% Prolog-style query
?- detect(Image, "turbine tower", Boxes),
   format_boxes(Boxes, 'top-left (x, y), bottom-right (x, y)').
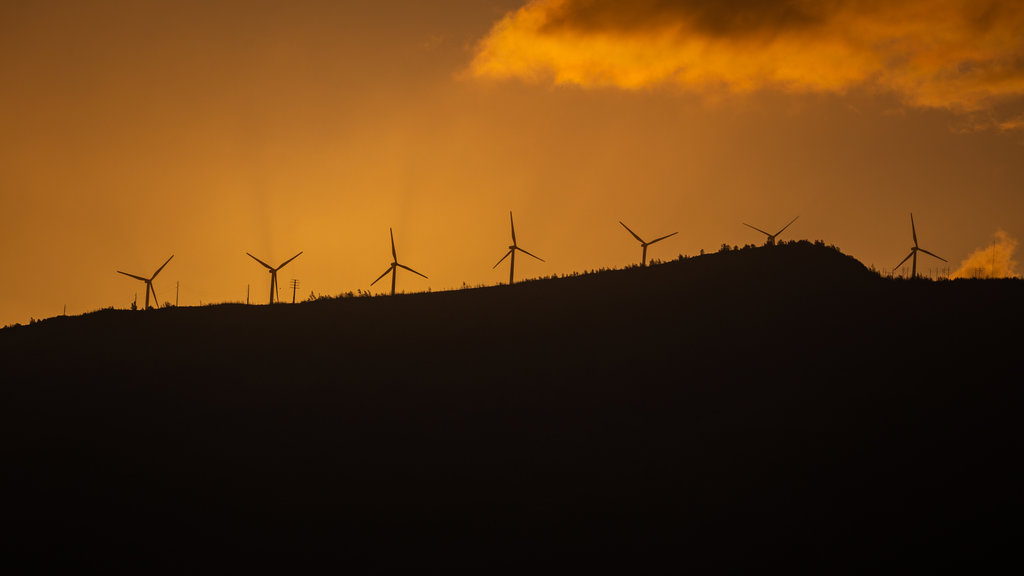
top-left (247, 251), bottom-right (303, 304)
top-left (893, 213), bottom-right (946, 279)
top-left (371, 228), bottom-right (427, 296)
top-left (743, 216), bottom-right (799, 246)
top-left (117, 255), bottom-right (173, 310)
top-left (494, 211), bottom-right (544, 284)
top-left (619, 221), bottom-right (677, 266)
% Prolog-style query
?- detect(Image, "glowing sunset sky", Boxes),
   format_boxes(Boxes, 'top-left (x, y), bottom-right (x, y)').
top-left (2, 0), bottom-right (1022, 325)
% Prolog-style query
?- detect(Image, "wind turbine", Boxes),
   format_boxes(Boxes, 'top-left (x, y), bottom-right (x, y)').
top-left (494, 211), bottom-right (544, 285)
top-left (117, 255), bottom-right (173, 310)
top-left (371, 228), bottom-right (427, 296)
top-left (619, 222), bottom-right (677, 266)
top-left (743, 216), bottom-right (799, 246)
top-left (893, 213), bottom-right (946, 279)
top-left (247, 251), bottom-right (302, 304)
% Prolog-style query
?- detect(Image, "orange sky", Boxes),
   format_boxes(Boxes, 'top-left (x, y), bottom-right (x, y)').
top-left (2, 0), bottom-right (1023, 325)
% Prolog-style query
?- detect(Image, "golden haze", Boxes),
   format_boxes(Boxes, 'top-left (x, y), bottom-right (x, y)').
top-left (1, 0), bottom-right (1023, 326)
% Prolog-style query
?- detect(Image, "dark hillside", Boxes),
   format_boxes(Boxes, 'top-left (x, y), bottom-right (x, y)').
top-left (2, 242), bottom-right (1021, 571)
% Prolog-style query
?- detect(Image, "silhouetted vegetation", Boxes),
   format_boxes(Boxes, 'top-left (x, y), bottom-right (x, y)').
top-left (1, 242), bottom-right (1020, 571)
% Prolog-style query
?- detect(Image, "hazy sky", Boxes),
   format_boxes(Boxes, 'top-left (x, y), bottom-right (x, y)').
top-left (2, 0), bottom-right (1022, 325)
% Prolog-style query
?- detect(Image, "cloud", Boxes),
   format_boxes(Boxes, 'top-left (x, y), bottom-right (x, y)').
top-left (997, 114), bottom-right (1024, 131)
top-left (951, 229), bottom-right (1019, 279)
top-left (469, 0), bottom-right (1024, 114)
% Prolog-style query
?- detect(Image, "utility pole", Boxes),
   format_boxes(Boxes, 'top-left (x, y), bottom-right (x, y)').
top-left (290, 279), bottom-right (300, 304)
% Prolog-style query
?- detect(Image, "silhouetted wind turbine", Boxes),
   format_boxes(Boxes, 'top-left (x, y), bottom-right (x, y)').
top-left (371, 228), bottom-right (427, 296)
top-left (619, 222), bottom-right (677, 266)
top-left (893, 213), bottom-right (946, 279)
top-left (494, 211), bottom-right (544, 284)
top-left (247, 251), bottom-right (302, 304)
top-left (743, 216), bottom-right (799, 246)
top-left (117, 255), bottom-right (173, 310)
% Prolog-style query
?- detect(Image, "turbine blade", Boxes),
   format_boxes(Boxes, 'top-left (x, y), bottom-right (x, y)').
top-left (371, 266), bottom-right (393, 286)
top-left (149, 283), bottom-right (158, 306)
top-left (275, 274), bottom-right (280, 302)
top-left (743, 223), bottom-right (772, 237)
top-left (893, 252), bottom-right (914, 271)
top-left (390, 228), bottom-right (397, 261)
top-left (277, 251), bottom-right (303, 270)
top-left (911, 213), bottom-right (918, 247)
top-left (493, 250), bottom-right (512, 269)
top-left (775, 216), bottom-right (799, 237)
top-left (117, 271), bottom-right (148, 282)
top-left (509, 211), bottom-right (517, 246)
top-left (247, 253), bottom-right (274, 270)
top-left (150, 255), bottom-right (174, 280)
top-left (619, 221), bottom-right (645, 244)
top-left (647, 231), bottom-right (678, 245)
top-left (397, 263), bottom-right (428, 279)
top-left (917, 248), bottom-right (947, 263)
top-left (516, 246), bottom-right (545, 262)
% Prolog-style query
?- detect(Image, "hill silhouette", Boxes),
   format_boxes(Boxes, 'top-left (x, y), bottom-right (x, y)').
top-left (2, 242), bottom-right (1021, 571)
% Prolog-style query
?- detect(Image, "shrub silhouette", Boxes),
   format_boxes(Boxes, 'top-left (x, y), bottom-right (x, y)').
top-left (1, 240), bottom-right (1020, 571)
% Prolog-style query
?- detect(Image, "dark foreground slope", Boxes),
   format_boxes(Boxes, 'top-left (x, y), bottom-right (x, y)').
top-left (2, 242), bottom-right (1021, 571)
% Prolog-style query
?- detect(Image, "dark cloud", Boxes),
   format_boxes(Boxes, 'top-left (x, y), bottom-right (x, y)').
top-left (471, 0), bottom-right (1024, 122)
top-left (540, 0), bottom-right (833, 37)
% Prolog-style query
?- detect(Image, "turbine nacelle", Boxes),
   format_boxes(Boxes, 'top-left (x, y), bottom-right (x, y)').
top-left (743, 216), bottom-right (798, 247)
top-left (893, 213), bottom-right (946, 279)
top-left (371, 228), bottom-right (427, 296)
top-left (247, 251), bottom-right (302, 304)
top-left (117, 255), bottom-right (173, 310)
top-left (620, 221), bottom-right (677, 266)
top-left (495, 211), bottom-right (543, 284)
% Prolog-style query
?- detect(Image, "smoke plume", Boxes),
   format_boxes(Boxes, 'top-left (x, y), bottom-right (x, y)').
top-left (952, 229), bottom-right (1020, 279)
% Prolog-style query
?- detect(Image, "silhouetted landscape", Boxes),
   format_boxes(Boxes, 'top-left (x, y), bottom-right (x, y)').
top-left (3, 242), bottom-right (1021, 570)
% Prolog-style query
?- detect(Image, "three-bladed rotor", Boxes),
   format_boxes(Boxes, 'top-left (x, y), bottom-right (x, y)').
top-left (743, 216), bottom-right (799, 246)
top-left (371, 228), bottom-right (428, 296)
top-left (620, 221), bottom-right (677, 266)
top-left (893, 213), bottom-right (946, 279)
top-left (117, 255), bottom-right (174, 310)
top-left (494, 211), bottom-right (544, 284)
top-left (248, 251), bottom-right (302, 304)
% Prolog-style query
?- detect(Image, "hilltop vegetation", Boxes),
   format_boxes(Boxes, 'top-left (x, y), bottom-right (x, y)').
top-left (2, 241), bottom-right (1020, 570)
